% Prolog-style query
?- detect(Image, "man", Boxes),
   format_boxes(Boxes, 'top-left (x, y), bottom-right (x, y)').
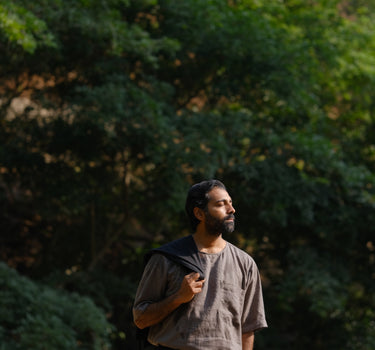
top-left (133, 180), bottom-right (267, 350)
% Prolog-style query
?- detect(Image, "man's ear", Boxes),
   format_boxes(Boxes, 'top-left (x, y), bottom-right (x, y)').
top-left (193, 207), bottom-right (205, 221)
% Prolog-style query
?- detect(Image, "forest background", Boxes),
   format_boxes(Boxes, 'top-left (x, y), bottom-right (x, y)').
top-left (1, 0), bottom-right (374, 349)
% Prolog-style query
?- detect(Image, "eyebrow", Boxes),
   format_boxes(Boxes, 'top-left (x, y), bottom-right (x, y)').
top-left (215, 198), bottom-right (232, 204)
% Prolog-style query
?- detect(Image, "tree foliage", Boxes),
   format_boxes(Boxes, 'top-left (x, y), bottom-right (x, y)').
top-left (0, 262), bottom-right (113, 349)
top-left (1, 0), bottom-right (375, 349)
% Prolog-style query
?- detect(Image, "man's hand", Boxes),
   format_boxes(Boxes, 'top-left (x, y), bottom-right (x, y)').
top-left (176, 272), bottom-right (205, 303)
top-left (133, 272), bottom-right (205, 329)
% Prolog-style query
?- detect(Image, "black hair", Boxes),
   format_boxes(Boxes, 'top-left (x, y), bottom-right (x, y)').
top-left (185, 179), bottom-right (227, 231)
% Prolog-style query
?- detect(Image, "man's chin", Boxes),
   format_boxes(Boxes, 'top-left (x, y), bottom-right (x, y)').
top-left (204, 216), bottom-right (235, 236)
top-left (224, 222), bottom-right (235, 234)
top-left (207, 226), bottom-right (234, 237)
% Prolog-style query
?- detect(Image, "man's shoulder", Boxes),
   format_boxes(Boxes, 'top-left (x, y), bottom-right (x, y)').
top-left (153, 234), bottom-right (196, 256)
top-left (146, 234), bottom-right (205, 278)
top-left (225, 241), bottom-right (256, 265)
top-left (145, 235), bottom-right (193, 259)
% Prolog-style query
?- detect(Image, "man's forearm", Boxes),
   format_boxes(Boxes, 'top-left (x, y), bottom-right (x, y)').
top-left (133, 293), bottom-right (183, 329)
top-left (242, 332), bottom-right (254, 350)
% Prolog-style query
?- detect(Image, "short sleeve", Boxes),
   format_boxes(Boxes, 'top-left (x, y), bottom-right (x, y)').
top-left (241, 261), bottom-right (268, 333)
top-left (132, 254), bottom-right (170, 319)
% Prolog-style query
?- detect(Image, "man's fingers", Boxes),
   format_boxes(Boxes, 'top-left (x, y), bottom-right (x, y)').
top-left (177, 273), bottom-right (205, 303)
top-left (186, 272), bottom-right (200, 281)
top-left (185, 273), bottom-right (205, 291)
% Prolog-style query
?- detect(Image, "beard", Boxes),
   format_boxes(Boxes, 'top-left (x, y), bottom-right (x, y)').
top-left (204, 212), bottom-right (235, 237)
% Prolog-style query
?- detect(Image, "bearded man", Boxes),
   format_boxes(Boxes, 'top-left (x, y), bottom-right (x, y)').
top-left (133, 180), bottom-right (267, 350)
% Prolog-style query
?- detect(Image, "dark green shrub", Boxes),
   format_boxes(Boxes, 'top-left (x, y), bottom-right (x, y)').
top-left (0, 263), bottom-right (114, 349)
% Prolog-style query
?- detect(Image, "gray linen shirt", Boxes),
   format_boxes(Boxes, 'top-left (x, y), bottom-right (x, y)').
top-left (133, 241), bottom-right (267, 350)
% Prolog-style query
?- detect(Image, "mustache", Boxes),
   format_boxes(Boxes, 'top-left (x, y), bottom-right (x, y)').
top-left (224, 215), bottom-right (235, 221)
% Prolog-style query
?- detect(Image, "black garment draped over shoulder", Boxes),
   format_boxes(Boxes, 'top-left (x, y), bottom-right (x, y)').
top-left (144, 235), bottom-right (205, 280)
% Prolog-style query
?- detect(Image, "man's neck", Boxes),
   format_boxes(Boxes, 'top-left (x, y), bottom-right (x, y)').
top-left (192, 231), bottom-right (227, 254)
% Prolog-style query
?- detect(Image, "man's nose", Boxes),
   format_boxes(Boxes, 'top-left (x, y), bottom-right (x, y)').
top-left (228, 204), bottom-right (235, 214)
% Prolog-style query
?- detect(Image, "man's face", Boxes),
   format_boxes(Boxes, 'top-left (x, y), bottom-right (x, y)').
top-left (203, 187), bottom-right (236, 236)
